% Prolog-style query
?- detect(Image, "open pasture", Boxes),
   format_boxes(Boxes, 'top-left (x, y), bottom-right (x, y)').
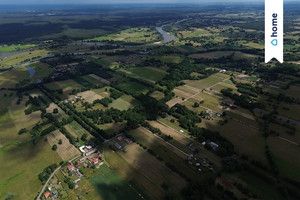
top-left (89, 74), bottom-right (111, 85)
top-left (98, 122), bottom-right (126, 137)
top-left (118, 143), bottom-right (187, 196)
top-left (218, 119), bottom-right (267, 165)
top-left (0, 92), bottom-right (41, 144)
top-left (92, 87), bottom-right (111, 98)
top-left (130, 127), bottom-right (205, 175)
top-left (242, 42), bottom-right (264, 49)
top-left (211, 82), bottom-right (237, 93)
top-left (89, 27), bottom-right (161, 44)
top-left (90, 164), bottom-right (142, 200)
top-left (284, 84), bottom-right (300, 99)
top-left (157, 116), bottom-right (189, 134)
top-left (79, 74), bottom-right (105, 86)
top-left (115, 81), bottom-right (149, 96)
top-left (124, 67), bottom-right (166, 82)
top-left (178, 28), bottom-right (211, 38)
top-left (0, 139), bottom-right (61, 200)
top-left (267, 136), bottom-right (300, 181)
top-left (148, 120), bottom-right (191, 146)
top-left (0, 49), bottom-right (49, 68)
top-left (45, 79), bottom-right (84, 99)
top-left (78, 90), bottom-right (104, 104)
top-left (182, 93), bottom-right (223, 113)
top-left (30, 62), bottom-right (54, 81)
top-left (166, 97), bottom-right (184, 108)
top-left (46, 103), bottom-right (67, 120)
top-left (184, 72), bottom-right (230, 90)
top-left (46, 130), bottom-right (80, 161)
top-left (189, 51), bottom-right (234, 59)
top-left (0, 44), bottom-right (35, 53)
top-left (103, 148), bottom-right (157, 200)
top-left (149, 90), bottom-right (165, 100)
top-left (109, 95), bottom-right (136, 111)
top-left (64, 121), bottom-right (93, 140)
top-left (0, 66), bottom-right (30, 88)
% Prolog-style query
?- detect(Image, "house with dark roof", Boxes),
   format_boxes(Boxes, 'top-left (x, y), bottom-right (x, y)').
top-left (52, 190), bottom-right (58, 196)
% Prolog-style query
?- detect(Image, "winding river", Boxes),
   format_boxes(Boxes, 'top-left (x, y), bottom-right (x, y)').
top-left (71, 18), bottom-right (188, 47)
top-left (26, 65), bottom-right (35, 77)
top-left (155, 19), bottom-right (188, 44)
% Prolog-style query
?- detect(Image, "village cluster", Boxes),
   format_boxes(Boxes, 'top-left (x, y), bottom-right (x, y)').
top-left (42, 146), bottom-right (102, 199)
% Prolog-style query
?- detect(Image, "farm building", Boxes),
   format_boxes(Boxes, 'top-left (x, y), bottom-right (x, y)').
top-left (114, 143), bottom-right (122, 150)
top-left (209, 142), bottom-right (219, 151)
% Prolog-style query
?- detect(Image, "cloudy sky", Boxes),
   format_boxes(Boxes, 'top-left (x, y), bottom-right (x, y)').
top-left (0, 0), bottom-right (267, 4)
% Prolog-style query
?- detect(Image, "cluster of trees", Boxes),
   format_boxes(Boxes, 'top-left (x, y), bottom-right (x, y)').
top-left (142, 121), bottom-right (162, 134)
top-left (256, 62), bottom-right (300, 81)
top-left (93, 97), bottom-right (112, 107)
top-left (169, 104), bottom-right (234, 157)
top-left (84, 108), bottom-right (126, 124)
top-left (24, 96), bottom-right (44, 115)
top-left (18, 128), bottom-right (27, 135)
top-left (64, 177), bottom-right (75, 189)
top-left (109, 88), bottom-right (123, 99)
top-left (221, 88), bottom-right (261, 110)
top-left (39, 85), bottom-right (106, 141)
top-left (235, 82), bottom-right (262, 97)
top-left (60, 127), bottom-right (76, 145)
top-left (170, 104), bottom-right (202, 130)
top-left (265, 92), bottom-right (299, 104)
top-left (159, 61), bottom-right (211, 92)
top-left (38, 164), bottom-right (58, 185)
top-left (265, 146), bottom-right (279, 176)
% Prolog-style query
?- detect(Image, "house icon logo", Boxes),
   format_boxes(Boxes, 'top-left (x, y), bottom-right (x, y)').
top-left (271, 39), bottom-right (278, 46)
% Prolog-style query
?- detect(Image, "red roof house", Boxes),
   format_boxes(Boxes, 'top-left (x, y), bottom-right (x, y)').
top-left (67, 165), bottom-right (75, 171)
top-left (44, 192), bottom-right (51, 198)
top-left (117, 136), bottom-right (123, 141)
top-left (93, 158), bottom-right (99, 164)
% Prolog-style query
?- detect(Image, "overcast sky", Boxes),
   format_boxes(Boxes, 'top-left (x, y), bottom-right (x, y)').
top-left (0, 0), bottom-right (267, 4)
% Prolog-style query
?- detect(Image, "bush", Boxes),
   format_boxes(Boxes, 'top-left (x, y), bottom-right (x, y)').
top-left (18, 128), bottom-right (27, 135)
top-left (52, 144), bottom-right (57, 151)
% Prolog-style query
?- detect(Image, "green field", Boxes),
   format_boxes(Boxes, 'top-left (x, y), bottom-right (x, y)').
top-left (0, 44), bottom-right (35, 53)
top-left (65, 121), bottom-right (93, 140)
top-left (89, 27), bottom-right (161, 44)
top-left (109, 95), bottom-right (136, 111)
top-left (124, 67), bottom-right (166, 82)
top-left (149, 91), bottom-right (165, 100)
top-left (189, 51), bottom-right (234, 59)
top-left (45, 79), bottom-right (84, 98)
top-left (178, 28), bottom-right (211, 38)
top-left (0, 49), bottom-right (49, 69)
top-left (184, 72), bottom-right (230, 89)
top-left (30, 62), bottom-right (54, 82)
top-left (0, 139), bottom-right (61, 200)
top-left (267, 136), bottom-right (300, 181)
top-left (89, 165), bottom-right (142, 200)
top-left (115, 82), bottom-right (149, 96)
top-left (98, 122), bottom-right (126, 137)
top-left (128, 127), bottom-right (209, 182)
top-left (0, 66), bottom-right (29, 88)
top-left (236, 172), bottom-right (282, 200)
